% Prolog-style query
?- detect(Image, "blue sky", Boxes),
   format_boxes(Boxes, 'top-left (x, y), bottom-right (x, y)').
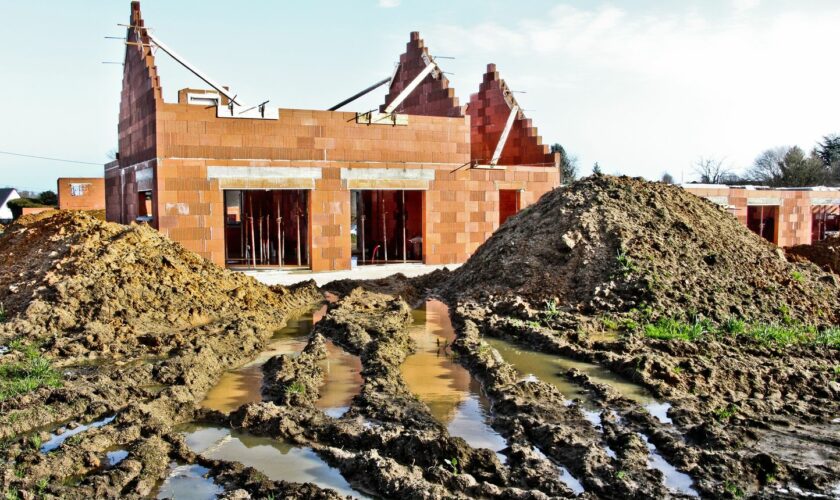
top-left (1, 0), bottom-right (839, 192)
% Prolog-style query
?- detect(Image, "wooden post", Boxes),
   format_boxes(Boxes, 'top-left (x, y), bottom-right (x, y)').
top-left (361, 214), bottom-right (366, 264)
top-left (402, 191), bottom-right (407, 263)
top-left (296, 205), bottom-right (302, 267)
top-left (382, 192), bottom-right (388, 262)
top-left (249, 193), bottom-right (256, 268)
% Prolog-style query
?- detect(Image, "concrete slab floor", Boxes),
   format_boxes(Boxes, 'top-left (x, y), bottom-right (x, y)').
top-left (242, 263), bottom-right (460, 287)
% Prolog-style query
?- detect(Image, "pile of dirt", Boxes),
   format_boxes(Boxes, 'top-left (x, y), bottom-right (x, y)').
top-left (787, 235), bottom-right (840, 275)
top-left (445, 175), bottom-right (840, 325)
top-left (0, 210), bottom-right (308, 354)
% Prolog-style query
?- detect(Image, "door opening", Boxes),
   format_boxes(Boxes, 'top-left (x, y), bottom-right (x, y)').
top-left (351, 190), bottom-right (423, 265)
top-left (224, 189), bottom-right (309, 268)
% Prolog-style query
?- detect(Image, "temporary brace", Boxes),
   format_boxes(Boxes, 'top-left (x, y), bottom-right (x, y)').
top-left (384, 62), bottom-right (438, 114)
top-left (490, 105), bottom-right (520, 166)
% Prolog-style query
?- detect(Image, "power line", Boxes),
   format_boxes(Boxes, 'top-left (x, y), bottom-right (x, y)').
top-left (0, 150), bottom-right (103, 166)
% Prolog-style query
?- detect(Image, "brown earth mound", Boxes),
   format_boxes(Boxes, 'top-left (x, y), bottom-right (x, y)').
top-left (787, 235), bottom-right (840, 275)
top-left (445, 175), bottom-right (840, 325)
top-left (0, 210), bottom-right (303, 351)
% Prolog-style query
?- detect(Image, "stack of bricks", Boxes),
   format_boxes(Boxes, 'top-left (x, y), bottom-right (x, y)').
top-left (380, 32), bottom-right (464, 118)
top-left (468, 64), bottom-right (556, 166)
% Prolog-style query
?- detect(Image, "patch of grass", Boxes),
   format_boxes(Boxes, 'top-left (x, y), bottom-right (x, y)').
top-left (616, 470), bottom-right (626, 479)
top-left (601, 317), bottom-right (619, 331)
top-left (721, 317), bottom-right (745, 335)
top-left (285, 381), bottom-right (306, 395)
top-left (4, 488), bottom-right (19, 500)
top-left (791, 271), bottom-right (804, 283)
top-left (643, 318), bottom-right (710, 341)
top-left (815, 328), bottom-right (840, 348)
top-left (526, 320), bottom-right (541, 329)
top-left (35, 478), bottom-right (48, 495)
top-left (672, 366), bottom-right (683, 375)
top-left (714, 403), bottom-right (739, 422)
top-left (0, 343), bottom-right (62, 402)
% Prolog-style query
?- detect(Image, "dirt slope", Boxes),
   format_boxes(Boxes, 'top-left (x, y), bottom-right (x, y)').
top-left (446, 175), bottom-right (840, 325)
top-left (0, 210), bottom-right (306, 353)
top-left (787, 235), bottom-right (840, 275)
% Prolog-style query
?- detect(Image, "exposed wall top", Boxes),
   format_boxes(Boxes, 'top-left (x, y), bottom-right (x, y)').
top-left (380, 32), bottom-right (465, 118)
top-left (468, 64), bottom-right (557, 167)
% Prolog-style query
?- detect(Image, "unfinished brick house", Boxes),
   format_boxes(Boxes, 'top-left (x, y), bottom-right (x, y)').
top-left (684, 184), bottom-right (840, 246)
top-left (106, 2), bottom-right (560, 271)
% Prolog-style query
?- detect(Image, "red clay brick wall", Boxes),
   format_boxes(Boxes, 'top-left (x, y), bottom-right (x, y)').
top-left (380, 32), bottom-right (464, 118)
top-left (57, 178), bottom-right (106, 211)
top-left (156, 104), bottom-right (471, 164)
top-left (468, 64), bottom-right (556, 166)
top-left (118, 2), bottom-right (161, 171)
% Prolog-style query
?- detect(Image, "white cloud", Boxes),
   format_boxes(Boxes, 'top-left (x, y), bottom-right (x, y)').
top-left (378, 0), bottom-right (400, 8)
top-left (732, 0), bottom-right (761, 13)
top-left (425, 4), bottom-right (840, 178)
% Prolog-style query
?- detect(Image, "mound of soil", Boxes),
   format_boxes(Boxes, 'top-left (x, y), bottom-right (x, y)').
top-left (0, 210), bottom-right (305, 350)
top-left (445, 175), bottom-right (840, 325)
top-left (787, 236), bottom-right (840, 275)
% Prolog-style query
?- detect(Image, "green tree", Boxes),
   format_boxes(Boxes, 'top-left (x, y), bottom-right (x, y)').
top-left (550, 143), bottom-right (578, 183)
top-left (592, 162), bottom-right (602, 175)
top-left (661, 172), bottom-right (675, 184)
top-left (746, 146), bottom-right (828, 187)
top-left (814, 134), bottom-right (840, 184)
top-left (38, 191), bottom-right (57, 206)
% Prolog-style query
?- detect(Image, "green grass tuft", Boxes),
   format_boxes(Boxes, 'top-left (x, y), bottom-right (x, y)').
top-left (0, 343), bottom-right (62, 402)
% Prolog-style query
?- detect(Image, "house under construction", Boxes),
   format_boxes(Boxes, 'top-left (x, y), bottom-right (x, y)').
top-left (106, 2), bottom-right (560, 271)
top-left (684, 184), bottom-right (840, 246)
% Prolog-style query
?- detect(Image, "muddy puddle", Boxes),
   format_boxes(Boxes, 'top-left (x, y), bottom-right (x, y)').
top-left (40, 415), bottom-right (116, 453)
top-left (180, 424), bottom-right (367, 498)
top-left (156, 463), bottom-right (223, 500)
top-left (640, 433), bottom-right (699, 497)
top-left (201, 303), bottom-right (362, 417)
top-left (484, 337), bottom-right (672, 422)
top-left (402, 300), bottom-right (508, 459)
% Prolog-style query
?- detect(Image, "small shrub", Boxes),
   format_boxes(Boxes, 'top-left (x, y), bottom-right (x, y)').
top-left (724, 481), bottom-right (744, 497)
top-left (616, 470), bottom-right (626, 479)
top-left (542, 298), bottom-right (560, 321)
top-left (672, 366), bottom-right (683, 375)
top-left (791, 271), bottom-right (804, 283)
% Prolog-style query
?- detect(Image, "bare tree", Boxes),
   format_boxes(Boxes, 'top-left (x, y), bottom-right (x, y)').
top-left (661, 172), bottom-right (675, 184)
top-left (693, 157), bottom-right (732, 184)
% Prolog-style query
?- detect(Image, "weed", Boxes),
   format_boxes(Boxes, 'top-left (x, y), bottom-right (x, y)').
top-left (29, 434), bottom-right (42, 450)
top-left (616, 470), bottom-right (626, 480)
top-left (672, 366), bottom-right (683, 375)
top-left (815, 328), bottom-right (840, 348)
top-left (620, 318), bottom-right (639, 331)
top-left (833, 366), bottom-right (840, 380)
top-left (714, 404), bottom-right (739, 422)
top-left (443, 457), bottom-right (459, 475)
top-left (478, 342), bottom-right (490, 357)
top-left (616, 249), bottom-right (637, 276)
top-left (791, 271), bottom-right (804, 283)
top-left (285, 381), bottom-right (306, 395)
top-left (14, 465), bottom-right (25, 478)
top-left (777, 304), bottom-right (793, 325)
top-left (526, 320), bottom-right (541, 329)
top-left (542, 298), bottom-right (560, 321)
top-left (724, 481), bottom-right (744, 497)
top-left (4, 488), bottom-right (18, 500)
top-left (36, 478), bottom-right (48, 495)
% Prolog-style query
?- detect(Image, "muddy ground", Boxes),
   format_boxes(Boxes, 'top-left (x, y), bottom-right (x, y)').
top-left (1, 180), bottom-right (839, 499)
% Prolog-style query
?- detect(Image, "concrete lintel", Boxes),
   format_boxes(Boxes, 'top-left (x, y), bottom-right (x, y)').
top-left (207, 166), bottom-right (322, 180)
top-left (216, 178), bottom-right (316, 190)
top-left (340, 167), bottom-right (434, 181)
top-left (347, 179), bottom-right (429, 190)
top-left (747, 197), bottom-right (783, 206)
top-left (810, 198), bottom-right (840, 206)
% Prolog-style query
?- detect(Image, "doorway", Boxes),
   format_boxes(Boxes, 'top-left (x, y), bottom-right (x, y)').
top-left (224, 189), bottom-right (310, 268)
top-left (499, 189), bottom-right (521, 226)
top-left (351, 190), bottom-right (423, 264)
top-left (811, 205), bottom-right (840, 242)
top-left (747, 205), bottom-right (778, 244)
